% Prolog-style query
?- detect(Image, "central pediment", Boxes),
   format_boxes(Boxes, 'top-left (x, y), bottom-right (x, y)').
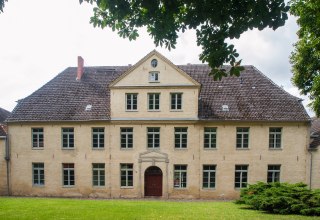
top-left (110, 50), bottom-right (200, 88)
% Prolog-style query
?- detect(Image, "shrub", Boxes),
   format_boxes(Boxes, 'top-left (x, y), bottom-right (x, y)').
top-left (236, 182), bottom-right (320, 216)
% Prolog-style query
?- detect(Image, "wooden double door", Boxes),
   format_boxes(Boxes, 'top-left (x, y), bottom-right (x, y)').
top-left (144, 166), bottom-right (163, 197)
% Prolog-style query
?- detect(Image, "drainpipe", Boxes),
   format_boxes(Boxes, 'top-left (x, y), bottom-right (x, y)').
top-left (308, 150), bottom-right (313, 190)
top-left (5, 134), bottom-right (10, 195)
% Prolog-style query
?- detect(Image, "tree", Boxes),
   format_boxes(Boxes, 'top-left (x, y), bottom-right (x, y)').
top-left (0, 0), bottom-right (7, 13)
top-left (79, 0), bottom-right (289, 79)
top-left (290, 0), bottom-right (320, 117)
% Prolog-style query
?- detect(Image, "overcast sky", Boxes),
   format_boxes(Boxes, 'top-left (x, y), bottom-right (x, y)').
top-left (0, 0), bottom-right (314, 116)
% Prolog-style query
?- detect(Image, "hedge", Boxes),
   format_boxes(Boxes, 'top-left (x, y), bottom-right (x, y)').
top-left (236, 182), bottom-right (320, 216)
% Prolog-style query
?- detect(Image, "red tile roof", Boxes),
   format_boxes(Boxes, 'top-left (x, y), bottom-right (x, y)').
top-left (7, 65), bottom-right (310, 122)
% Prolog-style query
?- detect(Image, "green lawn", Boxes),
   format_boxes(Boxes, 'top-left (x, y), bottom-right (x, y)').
top-left (0, 197), bottom-right (318, 220)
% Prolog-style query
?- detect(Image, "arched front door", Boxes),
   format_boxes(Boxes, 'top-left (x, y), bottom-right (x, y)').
top-left (144, 166), bottom-right (163, 197)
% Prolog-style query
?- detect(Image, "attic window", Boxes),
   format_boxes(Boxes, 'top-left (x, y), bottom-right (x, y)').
top-left (149, 71), bottom-right (159, 82)
top-left (151, 59), bottom-right (158, 68)
top-left (85, 104), bottom-right (92, 111)
top-left (222, 105), bottom-right (229, 111)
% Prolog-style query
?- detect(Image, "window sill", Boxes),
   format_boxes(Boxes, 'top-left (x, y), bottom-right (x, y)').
top-left (148, 110), bottom-right (161, 112)
top-left (120, 148), bottom-right (134, 151)
top-left (173, 187), bottom-right (187, 190)
top-left (32, 147), bottom-right (44, 150)
top-left (32, 184), bottom-right (45, 188)
top-left (149, 81), bottom-right (160, 83)
top-left (203, 148), bottom-right (217, 150)
top-left (174, 148), bottom-right (188, 150)
top-left (170, 110), bottom-right (183, 112)
top-left (126, 110), bottom-right (138, 112)
top-left (234, 187), bottom-right (246, 191)
top-left (62, 186), bottom-right (75, 188)
top-left (120, 186), bottom-right (134, 189)
top-left (236, 148), bottom-right (250, 150)
top-left (147, 148), bottom-right (160, 150)
top-left (202, 187), bottom-right (216, 191)
top-left (269, 148), bottom-right (283, 151)
top-left (92, 148), bottom-right (105, 150)
top-left (92, 186), bottom-right (106, 188)
top-left (62, 148), bottom-right (75, 150)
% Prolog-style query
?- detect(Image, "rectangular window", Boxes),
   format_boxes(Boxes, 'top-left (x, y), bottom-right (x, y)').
top-left (147, 128), bottom-right (160, 148)
top-left (175, 127), bottom-right (188, 148)
top-left (236, 128), bottom-right (249, 149)
top-left (171, 93), bottom-right (182, 110)
top-left (269, 128), bottom-right (282, 149)
top-left (149, 71), bottom-right (159, 82)
top-left (203, 165), bottom-right (216, 189)
top-left (62, 163), bottom-right (75, 186)
top-left (204, 128), bottom-right (217, 149)
top-left (62, 128), bottom-right (74, 149)
top-left (174, 165), bottom-right (187, 188)
top-left (126, 93), bottom-right (138, 111)
top-left (32, 128), bottom-right (44, 148)
top-left (92, 163), bottom-right (105, 186)
top-left (267, 165), bottom-right (281, 183)
top-left (120, 164), bottom-right (133, 187)
top-left (120, 128), bottom-right (133, 149)
top-left (235, 165), bottom-right (248, 188)
top-left (148, 93), bottom-right (160, 111)
top-left (92, 128), bottom-right (104, 149)
top-left (32, 163), bottom-right (44, 186)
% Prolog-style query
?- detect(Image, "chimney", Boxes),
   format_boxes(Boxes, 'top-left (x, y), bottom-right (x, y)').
top-left (76, 56), bottom-right (84, 80)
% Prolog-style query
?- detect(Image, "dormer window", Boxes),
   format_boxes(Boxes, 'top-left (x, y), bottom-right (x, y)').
top-left (149, 71), bottom-right (159, 82)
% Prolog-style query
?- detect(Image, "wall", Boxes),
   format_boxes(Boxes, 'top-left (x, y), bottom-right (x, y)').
top-left (7, 121), bottom-right (310, 199)
top-left (0, 137), bottom-right (7, 195)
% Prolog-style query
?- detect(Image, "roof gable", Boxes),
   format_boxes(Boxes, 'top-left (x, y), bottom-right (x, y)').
top-left (110, 50), bottom-right (200, 87)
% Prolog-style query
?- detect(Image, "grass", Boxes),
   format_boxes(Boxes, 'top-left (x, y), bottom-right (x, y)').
top-left (0, 197), bottom-right (319, 220)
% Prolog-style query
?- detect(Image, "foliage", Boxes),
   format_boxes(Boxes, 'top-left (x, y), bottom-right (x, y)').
top-left (79, 0), bottom-right (289, 80)
top-left (0, 0), bottom-right (7, 13)
top-left (237, 182), bottom-right (320, 216)
top-left (290, 0), bottom-right (320, 116)
top-left (0, 197), bottom-right (317, 220)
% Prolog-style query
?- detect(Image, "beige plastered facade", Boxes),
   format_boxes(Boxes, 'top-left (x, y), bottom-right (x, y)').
top-left (5, 121), bottom-right (310, 199)
top-left (2, 51), bottom-right (316, 199)
top-left (0, 137), bottom-right (8, 195)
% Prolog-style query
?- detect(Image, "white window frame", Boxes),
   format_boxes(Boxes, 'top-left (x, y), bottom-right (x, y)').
top-left (92, 163), bottom-right (105, 186)
top-left (120, 163), bottom-right (133, 187)
top-left (204, 127), bottom-right (217, 149)
top-left (147, 127), bottom-right (160, 149)
top-left (174, 165), bottom-right (187, 188)
top-left (92, 128), bottom-right (105, 149)
top-left (32, 128), bottom-right (44, 148)
top-left (235, 165), bottom-right (248, 188)
top-left (62, 128), bottom-right (74, 149)
top-left (267, 165), bottom-right (281, 183)
top-left (202, 165), bottom-right (216, 189)
top-left (175, 127), bottom-right (188, 148)
top-left (148, 93), bottom-right (160, 111)
top-left (236, 127), bottom-right (249, 149)
top-left (171, 93), bottom-right (182, 110)
top-left (62, 163), bottom-right (75, 187)
top-left (269, 128), bottom-right (282, 149)
top-left (126, 93), bottom-right (138, 111)
top-left (149, 71), bottom-right (159, 82)
top-left (120, 128), bottom-right (133, 149)
top-left (32, 163), bottom-right (44, 186)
